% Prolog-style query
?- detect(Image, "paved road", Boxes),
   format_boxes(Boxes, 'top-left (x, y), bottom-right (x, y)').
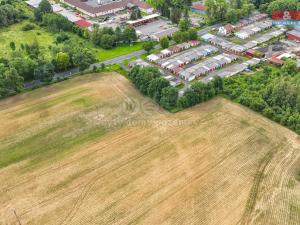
top-left (25, 43), bottom-right (165, 89)
top-left (23, 34), bottom-right (199, 89)
top-left (197, 23), bottom-right (223, 37)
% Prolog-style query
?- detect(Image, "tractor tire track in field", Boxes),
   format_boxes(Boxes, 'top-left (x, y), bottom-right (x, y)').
top-left (239, 150), bottom-right (275, 225)
top-left (15, 129), bottom-right (149, 215)
top-left (59, 138), bottom-right (171, 225)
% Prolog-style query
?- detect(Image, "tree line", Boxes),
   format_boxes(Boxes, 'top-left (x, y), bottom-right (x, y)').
top-left (178, 77), bottom-right (223, 108)
top-left (204, 0), bottom-right (255, 24)
top-left (129, 59), bottom-right (300, 135)
top-left (0, 0), bottom-right (28, 27)
top-left (224, 59), bottom-right (300, 134)
top-left (129, 66), bottom-right (179, 109)
top-left (129, 65), bottom-right (224, 110)
top-left (147, 0), bottom-right (192, 24)
top-left (90, 26), bottom-right (137, 49)
top-left (0, 0), bottom-right (98, 98)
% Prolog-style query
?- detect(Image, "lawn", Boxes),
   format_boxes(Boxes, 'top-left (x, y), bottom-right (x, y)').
top-left (0, 21), bottom-right (144, 62)
top-left (96, 42), bottom-right (144, 61)
top-left (0, 21), bottom-right (56, 59)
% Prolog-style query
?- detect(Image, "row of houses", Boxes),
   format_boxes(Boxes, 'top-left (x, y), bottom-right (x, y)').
top-left (287, 30), bottom-right (300, 42)
top-left (179, 53), bottom-right (238, 81)
top-left (234, 13), bottom-right (268, 30)
top-left (147, 40), bottom-right (201, 62)
top-left (201, 58), bottom-right (261, 83)
top-left (153, 45), bottom-right (219, 74)
top-left (235, 19), bottom-right (272, 39)
top-left (203, 28), bottom-right (286, 54)
top-left (128, 59), bottom-right (182, 86)
top-left (216, 58), bottom-right (260, 78)
top-left (268, 52), bottom-right (298, 66)
top-left (218, 12), bottom-right (268, 36)
top-left (201, 34), bottom-right (247, 54)
top-left (243, 29), bottom-right (286, 49)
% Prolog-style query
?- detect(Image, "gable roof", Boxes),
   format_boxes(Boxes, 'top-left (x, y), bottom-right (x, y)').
top-left (75, 19), bottom-right (92, 28)
top-left (224, 24), bottom-right (234, 32)
top-left (192, 4), bottom-right (207, 11)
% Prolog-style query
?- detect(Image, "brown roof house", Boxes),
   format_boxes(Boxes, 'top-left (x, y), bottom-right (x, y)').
top-left (218, 24), bottom-right (235, 36)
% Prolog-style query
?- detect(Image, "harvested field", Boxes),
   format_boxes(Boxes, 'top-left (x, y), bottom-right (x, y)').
top-left (0, 72), bottom-right (299, 225)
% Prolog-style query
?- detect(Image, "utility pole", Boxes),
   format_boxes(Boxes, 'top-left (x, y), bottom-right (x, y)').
top-left (12, 209), bottom-right (22, 225)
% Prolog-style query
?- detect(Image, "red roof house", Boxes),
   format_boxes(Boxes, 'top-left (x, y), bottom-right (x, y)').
top-left (191, 4), bottom-right (207, 14)
top-left (287, 30), bottom-right (300, 42)
top-left (75, 19), bottom-right (92, 28)
top-left (268, 57), bottom-right (284, 66)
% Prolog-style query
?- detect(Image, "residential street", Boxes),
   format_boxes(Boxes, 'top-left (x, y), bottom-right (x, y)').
top-left (25, 44), bottom-right (162, 89)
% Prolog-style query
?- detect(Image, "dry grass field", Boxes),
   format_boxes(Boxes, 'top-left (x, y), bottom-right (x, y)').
top-left (0, 72), bottom-right (299, 225)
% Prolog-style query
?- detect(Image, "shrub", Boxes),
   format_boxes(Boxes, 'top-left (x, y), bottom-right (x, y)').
top-left (22, 23), bottom-right (35, 31)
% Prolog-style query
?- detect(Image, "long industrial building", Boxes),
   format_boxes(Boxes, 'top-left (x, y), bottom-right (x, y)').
top-left (61, 0), bottom-right (153, 17)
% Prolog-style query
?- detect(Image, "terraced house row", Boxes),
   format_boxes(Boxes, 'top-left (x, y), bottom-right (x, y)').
top-left (179, 53), bottom-right (238, 81)
top-left (147, 40), bottom-right (200, 62)
top-left (153, 45), bottom-right (219, 74)
top-left (201, 34), bottom-right (247, 54)
top-left (235, 19), bottom-right (273, 39)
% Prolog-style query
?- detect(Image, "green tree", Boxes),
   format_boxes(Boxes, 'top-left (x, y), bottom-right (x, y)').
top-left (160, 37), bottom-right (170, 49)
top-left (160, 86), bottom-right (178, 109)
top-left (212, 76), bottom-right (224, 94)
top-left (0, 67), bottom-right (23, 97)
top-left (101, 34), bottom-right (116, 49)
top-left (34, 0), bottom-right (53, 22)
top-left (9, 42), bottom-right (16, 51)
top-left (123, 26), bottom-right (137, 44)
top-left (72, 48), bottom-right (96, 71)
top-left (42, 13), bottom-right (73, 32)
top-left (10, 57), bottom-right (37, 81)
top-left (170, 7), bottom-right (182, 24)
top-left (179, 18), bottom-right (190, 31)
top-left (56, 52), bottom-right (70, 71)
top-left (188, 28), bottom-right (198, 40)
top-left (173, 31), bottom-right (184, 43)
top-left (34, 62), bottom-right (55, 82)
top-left (147, 77), bottom-right (170, 102)
top-left (143, 41), bottom-right (155, 53)
top-left (282, 59), bottom-right (298, 76)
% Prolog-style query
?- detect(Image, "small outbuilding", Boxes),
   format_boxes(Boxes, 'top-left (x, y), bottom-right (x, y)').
top-left (287, 30), bottom-right (300, 42)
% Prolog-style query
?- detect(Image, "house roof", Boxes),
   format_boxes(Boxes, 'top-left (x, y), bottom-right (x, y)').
top-left (75, 19), bottom-right (92, 28)
top-left (224, 24), bottom-right (234, 32)
top-left (192, 4), bottom-right (207, 11)
top-left (26, 0), bottom-right (42, 8)
top-left (65, 0), bottom-right (152, 15)
top-left (287, 30), bottom-right (300, 38)
top-left (269, 57), bottom-right (284, 65)
top-left (130, 0), bottom-right (152, 9)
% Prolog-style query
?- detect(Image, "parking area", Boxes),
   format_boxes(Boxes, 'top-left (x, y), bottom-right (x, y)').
top-left (135, 19), bottom-right (178, 40)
